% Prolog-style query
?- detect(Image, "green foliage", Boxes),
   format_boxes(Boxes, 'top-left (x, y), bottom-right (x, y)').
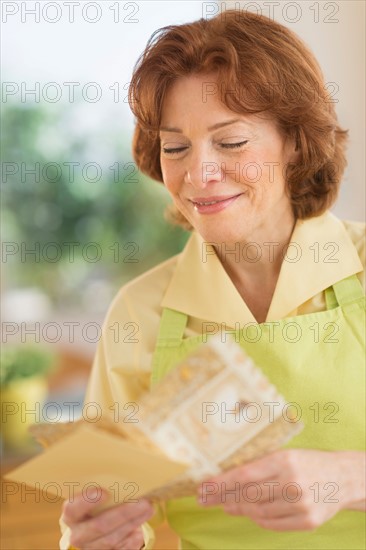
top-left (1, 103), bottom-right (190, 308)
top-left (0, 345), bottom-right (55, 386)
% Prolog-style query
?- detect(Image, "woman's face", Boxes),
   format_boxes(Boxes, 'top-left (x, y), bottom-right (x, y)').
top-left (159, 73), bottom-right (297, 244)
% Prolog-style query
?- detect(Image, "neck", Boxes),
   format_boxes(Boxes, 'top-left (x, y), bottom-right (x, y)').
top-left (215, 210), bottom-right (296, 288)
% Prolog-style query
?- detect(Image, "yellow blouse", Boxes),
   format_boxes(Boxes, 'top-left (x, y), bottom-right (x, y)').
top-left (60, 211), bottom-right (365, 549)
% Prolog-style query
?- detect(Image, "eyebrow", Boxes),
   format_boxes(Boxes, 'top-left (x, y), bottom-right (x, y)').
top-left (159, 118), bottom-right (249, 133)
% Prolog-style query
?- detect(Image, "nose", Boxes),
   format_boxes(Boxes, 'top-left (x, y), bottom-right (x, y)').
top-left (183, 146), bottom-right (224, 189)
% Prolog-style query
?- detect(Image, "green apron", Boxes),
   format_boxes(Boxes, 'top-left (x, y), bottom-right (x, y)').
top-left (150, 274), bottom-right (365, 549)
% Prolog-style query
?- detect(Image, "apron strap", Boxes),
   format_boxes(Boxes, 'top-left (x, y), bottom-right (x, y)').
top-left (324, 287), bottom-right (338, 310)
top-left (155, 307), bottom-right (187, 346)
top-left (151, 308), bottom-right (188, 386)
top-left (156, 277), bottom-right (364, 335)
top-left (329, 274), bottom-right (365, 308)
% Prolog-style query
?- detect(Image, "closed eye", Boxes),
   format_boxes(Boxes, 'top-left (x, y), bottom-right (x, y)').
top-left (162, 141), bottom-right (248, 155)
top-left (162, 146), bottom-right (189, 154)
top-left (220, 141), bottom-right (248, 149)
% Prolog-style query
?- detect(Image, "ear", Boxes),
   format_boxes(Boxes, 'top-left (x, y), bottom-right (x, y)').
top-left (284, 131), bottom-right (301, 164)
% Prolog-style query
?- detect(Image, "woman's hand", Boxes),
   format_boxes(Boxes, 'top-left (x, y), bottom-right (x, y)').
top-left (197, 450), bottom-right (366, 531)
top-left (62, 489), bottom-right (154, 549)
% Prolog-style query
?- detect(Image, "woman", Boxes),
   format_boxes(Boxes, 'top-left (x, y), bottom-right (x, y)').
top-left (60, 9), bottom-right (365, 550)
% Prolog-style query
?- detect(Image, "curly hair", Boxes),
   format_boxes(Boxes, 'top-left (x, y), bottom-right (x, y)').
top-left (129, 9), bottom-right (348, 228)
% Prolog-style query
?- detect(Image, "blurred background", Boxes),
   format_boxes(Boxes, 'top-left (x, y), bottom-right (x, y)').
top-left (1, 1), bottom-right (365, 548)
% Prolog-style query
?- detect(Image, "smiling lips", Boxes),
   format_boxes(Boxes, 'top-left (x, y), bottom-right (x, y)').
top-left (190, 194), bottom-right (243, 214)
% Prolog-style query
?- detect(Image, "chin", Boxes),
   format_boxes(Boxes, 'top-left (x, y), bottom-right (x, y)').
top-left (197, 225), bottom-right (247, 246)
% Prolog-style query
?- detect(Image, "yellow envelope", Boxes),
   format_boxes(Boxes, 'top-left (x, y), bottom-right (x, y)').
top-left (5, 335), bottom-right (303, 506)
top-left (4, 423), bottom-right (189, 505)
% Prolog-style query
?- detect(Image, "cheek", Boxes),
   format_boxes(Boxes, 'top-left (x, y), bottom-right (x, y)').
top-left (160, 163), bottom-right (180, 194)
top-left (237, 149), bottom-right (273, 187)
top-left (254, 150), bottom-right (288, 191)
top-left (243, 163), bottom-right (262, 183)
top-left (163, 177), bottom-right (178, 196)
top-left (160, 159), bottom-right (168, 185)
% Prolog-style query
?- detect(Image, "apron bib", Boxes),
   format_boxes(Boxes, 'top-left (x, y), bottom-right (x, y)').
top-left (150, 274), bottom-right (365, 549)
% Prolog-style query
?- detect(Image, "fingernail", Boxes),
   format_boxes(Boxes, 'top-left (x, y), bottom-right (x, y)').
top-left (88, 488), bottom-right (107, 502)
top-left (137, 499), bottom-right (151, 512)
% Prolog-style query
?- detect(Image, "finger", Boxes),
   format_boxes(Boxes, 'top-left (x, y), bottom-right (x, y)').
top-left (222, 496), bottom-right (302, 520)
top-left (255, 499), bottom-right (300, 519)
top-left (121, 532), bottom-right (145, 550)
top-left (69, 501), bottom-right (153, 548)
top-left (62, 489), bottom-right (109, 525)
top-left (199, 451), bottom-right (284, 490)
top-left (198, 478), bottom-right (283, 507)
top-left (121, 527), bottom-right (145, 550)
top-left (88, 526), bottom-right (144, 550)
top-left (72, 510), bottom-right (149, 550)
top-left (248, 510), bottom-right (326, 532)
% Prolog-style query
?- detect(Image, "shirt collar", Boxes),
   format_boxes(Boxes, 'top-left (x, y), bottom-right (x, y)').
top-left (161, 211), bottom-right (363, 325)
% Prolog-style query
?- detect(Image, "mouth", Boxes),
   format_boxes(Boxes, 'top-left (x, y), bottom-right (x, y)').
top-left (189, 194), bottom-right (244, 214)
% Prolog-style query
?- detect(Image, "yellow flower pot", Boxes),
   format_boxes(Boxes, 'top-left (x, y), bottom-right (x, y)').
top-left (1, 376), bottom-right (48, 452)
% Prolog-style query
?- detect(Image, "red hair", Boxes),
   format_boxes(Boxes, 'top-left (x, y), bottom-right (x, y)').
top-left (129, 9), bottom-right (348, 227)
